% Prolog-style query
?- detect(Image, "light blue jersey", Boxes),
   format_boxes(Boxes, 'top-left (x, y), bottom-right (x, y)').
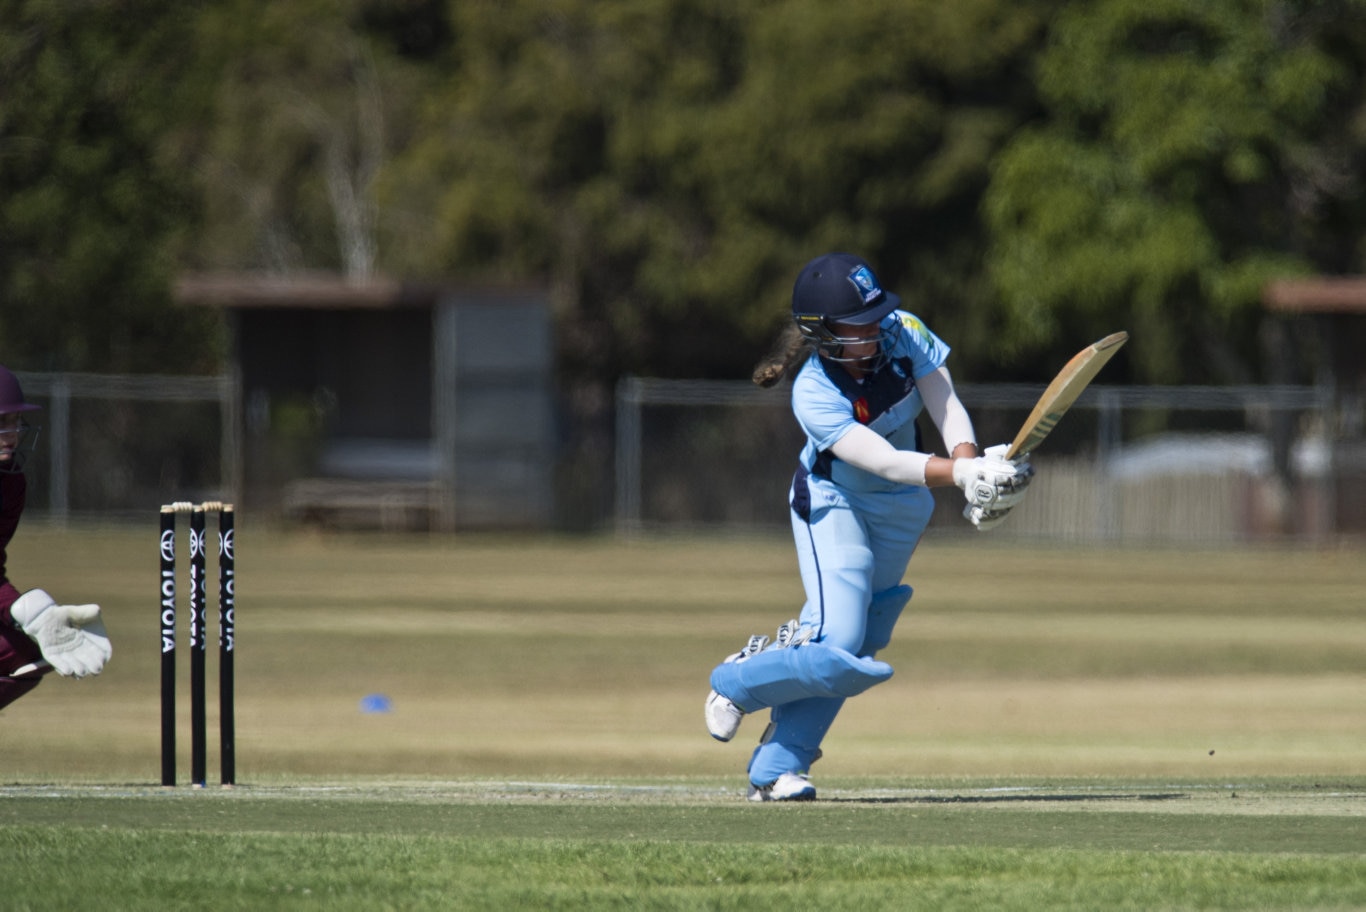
top-left (791, 311), bottom-right (950, 494)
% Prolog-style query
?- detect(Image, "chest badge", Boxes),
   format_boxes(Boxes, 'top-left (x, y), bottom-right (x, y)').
top-left (854, 397), bottom-right (871, 424)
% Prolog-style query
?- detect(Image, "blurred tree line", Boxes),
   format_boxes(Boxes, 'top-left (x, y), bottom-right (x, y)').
top-left (3, 0), bottom-right (1363, 387)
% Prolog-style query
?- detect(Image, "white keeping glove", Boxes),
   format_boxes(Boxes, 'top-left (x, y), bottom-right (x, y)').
top-left (9, 589), bottom-right (112, 678)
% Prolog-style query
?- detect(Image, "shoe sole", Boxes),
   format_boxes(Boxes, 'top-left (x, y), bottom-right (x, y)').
top-left (747, 788), bottom-right (816, 802)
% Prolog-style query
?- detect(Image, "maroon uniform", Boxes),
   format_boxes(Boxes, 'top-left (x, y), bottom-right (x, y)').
top-left (0, 470), bottom-right (23, 610)
top-left (0, 363), bottom-right (49, 709)
top-left (0, 470), bottom-right (46, 708)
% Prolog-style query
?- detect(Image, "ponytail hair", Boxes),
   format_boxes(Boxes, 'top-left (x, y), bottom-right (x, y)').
top-left (752, 323), bottom-right (817, 388)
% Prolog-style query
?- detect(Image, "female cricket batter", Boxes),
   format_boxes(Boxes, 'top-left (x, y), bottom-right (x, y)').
top-left (0, 364), bottom-right (111, 711)
top-left (704, 253), bottom-right (1032, 801)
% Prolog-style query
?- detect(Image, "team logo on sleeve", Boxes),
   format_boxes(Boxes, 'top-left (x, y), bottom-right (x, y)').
top-left (899, 313), bottom-right (932, 345)
top-left (853, 397), bottom-right (871, 424)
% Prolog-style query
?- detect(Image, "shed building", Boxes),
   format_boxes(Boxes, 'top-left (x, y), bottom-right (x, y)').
top-left (177, 273), bottom-right (555, 531)
top-left (1263, 277), bottom-right (1366, 536)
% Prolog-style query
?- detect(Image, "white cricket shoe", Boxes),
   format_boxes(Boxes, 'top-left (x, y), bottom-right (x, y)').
top-left (747, 772), bottom-right (816, 802)
top-left (705, 690), bottom-right (744, 742)
top-left (706, 632), bottom-right (772, 742)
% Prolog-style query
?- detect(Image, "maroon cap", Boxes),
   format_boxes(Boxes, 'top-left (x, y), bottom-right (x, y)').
top-left (0, 366), bottom-right (41, 415)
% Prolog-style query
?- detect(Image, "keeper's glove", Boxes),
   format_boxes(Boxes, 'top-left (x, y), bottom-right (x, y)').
top-left (10, 589), bottom-right (112, 678)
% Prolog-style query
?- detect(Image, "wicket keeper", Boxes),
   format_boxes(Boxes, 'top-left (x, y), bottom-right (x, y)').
top-left (0, 364), bottom-right (112, 710)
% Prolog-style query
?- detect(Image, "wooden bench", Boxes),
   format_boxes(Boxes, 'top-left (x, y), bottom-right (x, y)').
top-left (282, 478), bottom-right (443, 530)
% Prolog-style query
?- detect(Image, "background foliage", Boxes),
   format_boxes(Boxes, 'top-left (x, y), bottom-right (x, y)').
top-left (3, 0), bottom-right (1363, 384)
top-left (0, 0), bottom-right (220, 371)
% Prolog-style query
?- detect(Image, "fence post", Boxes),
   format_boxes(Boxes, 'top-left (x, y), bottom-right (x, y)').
top-left (220, 367), bottom-right (243, 511)
top-left (614, 376), bottom-right (643, 538)
top-left (1096, 387), bottom-right (1121, 541)
top-left (49, 375), bottom-right (71, 526)
top-left (1315, 380), bottom-right (1337, 543)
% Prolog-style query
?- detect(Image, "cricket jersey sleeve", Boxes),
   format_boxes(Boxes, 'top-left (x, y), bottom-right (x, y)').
top-left (894, 312), bottom-right (951, 380)
top-left (790, 360), bottom-right (858, 454)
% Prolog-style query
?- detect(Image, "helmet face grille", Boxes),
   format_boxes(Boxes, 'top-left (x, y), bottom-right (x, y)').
top-left (796, 319), bottom-right (896, 372)
top-left (0, 420), bottom-right (40, 474)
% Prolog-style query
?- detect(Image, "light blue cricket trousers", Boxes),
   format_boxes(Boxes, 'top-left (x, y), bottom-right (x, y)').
top-left (746, 477), bottom-right (934, 787)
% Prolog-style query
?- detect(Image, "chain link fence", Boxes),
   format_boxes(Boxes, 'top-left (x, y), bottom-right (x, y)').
top-left (615, 377), bottom-right (1350, 544)
top-left (15, 372), bottom-right (237, 522)
top-left (11, 370), bottom-right (1357, 543)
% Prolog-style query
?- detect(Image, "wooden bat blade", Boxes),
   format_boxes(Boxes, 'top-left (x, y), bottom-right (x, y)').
top-left (1005, 331), bottom-right (1128, 460)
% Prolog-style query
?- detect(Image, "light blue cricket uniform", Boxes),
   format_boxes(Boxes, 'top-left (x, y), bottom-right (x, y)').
top-left (744, 310), bottom-right (950, 787)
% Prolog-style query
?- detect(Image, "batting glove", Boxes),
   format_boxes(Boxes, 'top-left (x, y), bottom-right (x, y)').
top-left (952, 453), bottom-right (1034, 512)
top-left (9, 589), bottom-right (112, 678)
top-left (965, 504), bottom-right (1013, 531)
top-left (995, 447), bottom-right (1034, 512)
top-left (983, 443), bottom-right (1022, 463)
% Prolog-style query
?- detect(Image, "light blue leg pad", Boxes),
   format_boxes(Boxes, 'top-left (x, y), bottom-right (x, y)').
top-left (859, 584), bottom-right (913, 657)
top-left (747, 697), bottom-right (843, 787)
top-left (746, 586), bottom-right (913, 787)
top-left (710, 642), bottom-right (893, 713)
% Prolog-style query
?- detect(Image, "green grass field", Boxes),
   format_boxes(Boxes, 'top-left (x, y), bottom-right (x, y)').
top-left (0, 523), bottom-right (1362, 909)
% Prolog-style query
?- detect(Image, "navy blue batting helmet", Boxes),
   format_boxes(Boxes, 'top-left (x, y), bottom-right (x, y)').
top-left (790, 253), bottom-right (900, 367)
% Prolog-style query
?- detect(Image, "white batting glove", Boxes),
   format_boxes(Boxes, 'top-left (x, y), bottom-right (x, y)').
top-left (959, 444), bottom-right (1036, 530)
top-left (952, 452), bottom-right (1034, 512)
top-left (9, 589), bottom-right (112, 678)
top-left (984, 443), bottom-right (1035, 512)
top-left (965, 504), bottom-right (1013, 531)
top-left (983, 443), bottom-right (1020, 463)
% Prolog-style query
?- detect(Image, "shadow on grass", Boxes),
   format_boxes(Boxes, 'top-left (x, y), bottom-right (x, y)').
top-left (828, 792), bottom-right (1189, 805)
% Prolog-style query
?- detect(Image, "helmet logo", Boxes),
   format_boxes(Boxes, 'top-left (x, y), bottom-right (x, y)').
top-left (847, 266), bottom-right (883, 304)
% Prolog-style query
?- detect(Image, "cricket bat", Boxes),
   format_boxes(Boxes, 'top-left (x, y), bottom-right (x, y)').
top-left (1005, 331), bottom-right (1128, 460)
